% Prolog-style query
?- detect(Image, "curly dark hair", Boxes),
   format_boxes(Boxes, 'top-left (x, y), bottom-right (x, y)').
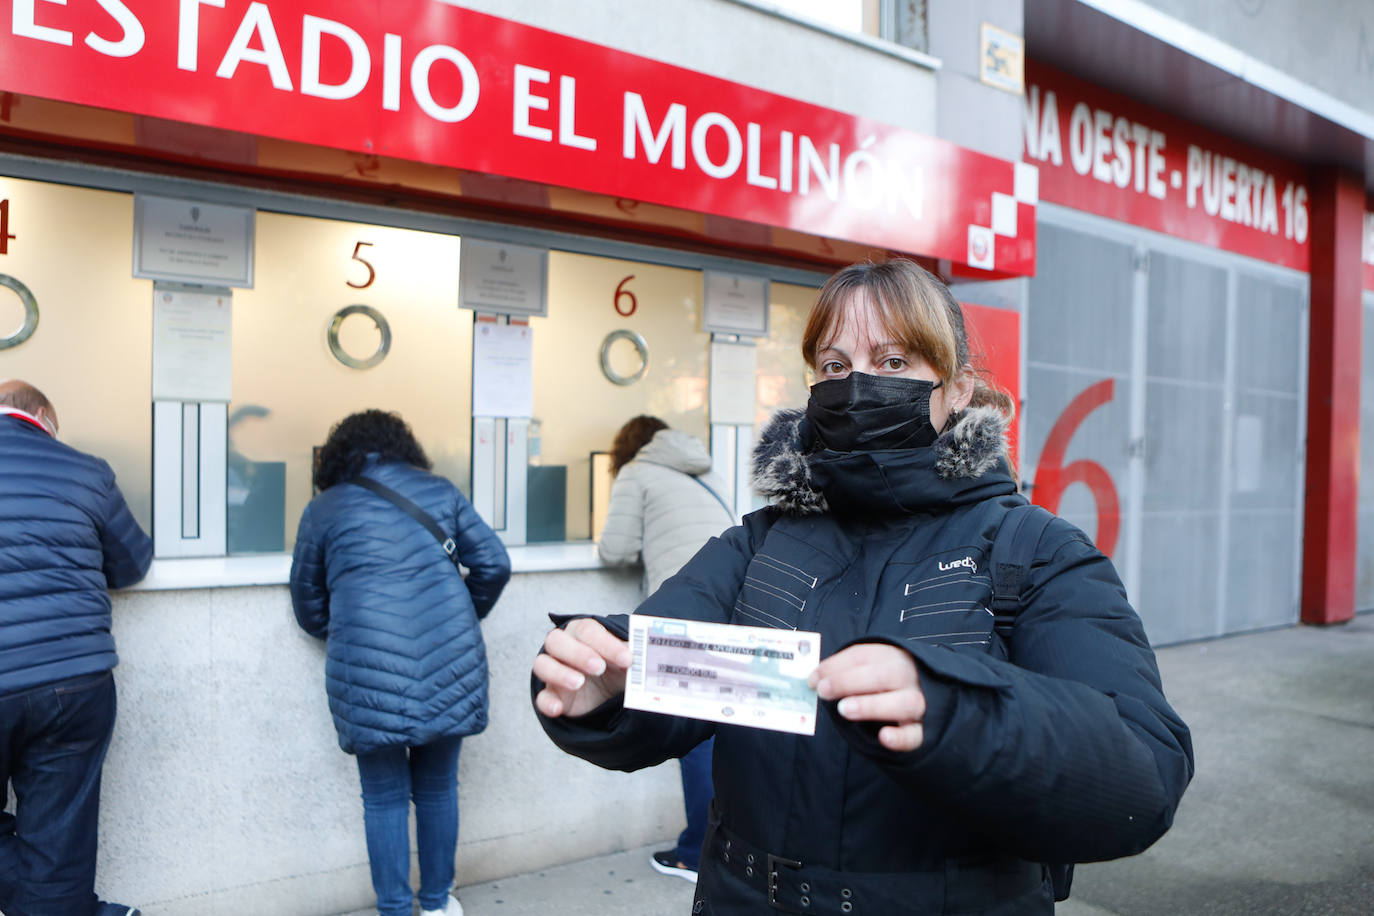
top-left (610, 415), bottom-right (668, 476)
top-left (314, 409), bottom-right (431, 492)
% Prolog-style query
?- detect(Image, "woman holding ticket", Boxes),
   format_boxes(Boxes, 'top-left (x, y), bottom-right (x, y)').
top-left (533, 259), bottom-right (1193, 915)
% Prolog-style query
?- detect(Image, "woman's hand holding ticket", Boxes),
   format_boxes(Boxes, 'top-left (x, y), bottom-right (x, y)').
top-left (533, 618), bottom-right (633, 718)
top-left (809, 643), bottom-right (927, 752)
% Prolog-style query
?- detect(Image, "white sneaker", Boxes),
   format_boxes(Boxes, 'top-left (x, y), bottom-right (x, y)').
top-left (420, 894), bottom-right (464, 916)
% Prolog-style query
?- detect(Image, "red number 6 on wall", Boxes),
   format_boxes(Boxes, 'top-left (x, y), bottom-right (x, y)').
top-left (613, 276), bottom-right (637, 316)
top-left (1031, 378), bottom-right (1121, 557)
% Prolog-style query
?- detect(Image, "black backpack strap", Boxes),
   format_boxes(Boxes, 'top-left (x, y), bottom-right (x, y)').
top-left (349, 476), bottom-right (458, 562)
top-left (989, 502), bottom-right (1075, 901)
top-left (989, 502), bottom-right (1054, 639)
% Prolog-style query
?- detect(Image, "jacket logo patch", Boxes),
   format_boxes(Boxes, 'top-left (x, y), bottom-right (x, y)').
top-left (938, 556), bottom-right (977, 574)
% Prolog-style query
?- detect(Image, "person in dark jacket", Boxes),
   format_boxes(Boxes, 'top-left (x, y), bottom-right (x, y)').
top-left (0, 380), bottom-right (152, 916)
top-left (530, 261), bottom-right (1194, 915)
top-left (290, 409), bottom-right (510, 916)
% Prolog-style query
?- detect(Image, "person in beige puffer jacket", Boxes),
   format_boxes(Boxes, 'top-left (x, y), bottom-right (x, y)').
top-left (598, 417), bottom-right (736, 595)
top-left (597, 415), bottom-right (734, 883)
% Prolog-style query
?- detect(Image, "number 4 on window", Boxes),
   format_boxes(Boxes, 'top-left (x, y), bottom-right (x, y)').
top-left (0, 199), bottom-right (16, 255)
top-left (347, 241), bottom-right (375, 289)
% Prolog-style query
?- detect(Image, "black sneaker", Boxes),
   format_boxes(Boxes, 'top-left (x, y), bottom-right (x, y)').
top-left (95, 904), bottom-right (141, 916)
top-left (650, 849), bottom-right (698, 883)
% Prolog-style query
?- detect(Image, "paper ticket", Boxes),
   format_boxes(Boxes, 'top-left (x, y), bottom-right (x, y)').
top-left (624, 615), bottom-right (821, 736)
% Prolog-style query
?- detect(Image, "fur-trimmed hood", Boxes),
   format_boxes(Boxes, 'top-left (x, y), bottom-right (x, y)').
top-left (751, 405), bottom-right (1014, 516)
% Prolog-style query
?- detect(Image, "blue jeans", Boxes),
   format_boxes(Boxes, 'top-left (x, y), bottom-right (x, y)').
top-left (356, 737), bottom-right (463, 916)
top-left (0, 671), bottom-right (116, 916)
top-left (673, 737), bottom-right (714, 870)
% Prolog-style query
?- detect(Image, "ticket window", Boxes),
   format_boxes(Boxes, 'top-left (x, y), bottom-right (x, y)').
top-left (227, 213), bottom-right (471, 554)
top-left (708, 282), bottom-right (817, 516)
top-left (542, 260), bottom-right (821, 544)
top-left (0, 176), bottom-right (152, 531)
top-left (530, 253), bottom-right (710, 543)
top-left (0, 171), bottom-right (827, 557)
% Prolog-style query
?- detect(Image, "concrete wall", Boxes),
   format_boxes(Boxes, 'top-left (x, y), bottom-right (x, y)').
top-left (1138, 0), bottom-right (1374, 118)
top-left (96, 568), bottom-right (680, 916)
top-left (446, 0), bottom-right (938, 134)
top-left (928, 0), bottom-right (1025, 161)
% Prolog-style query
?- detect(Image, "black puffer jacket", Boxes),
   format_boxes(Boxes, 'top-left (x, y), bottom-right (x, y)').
top-left (536, 407), bottom-right (1193, 915)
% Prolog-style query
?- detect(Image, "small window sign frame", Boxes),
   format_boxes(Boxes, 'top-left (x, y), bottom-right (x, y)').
top-left (702, 271), bottom-right (770, 337)
top-left (133, 194), bottom-right (255, 288)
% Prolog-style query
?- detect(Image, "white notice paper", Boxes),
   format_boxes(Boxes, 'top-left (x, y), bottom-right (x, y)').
top-left (472, 323), bottom-right (533, 418)
top-left (709, 340), bottom-right (758, 426)
top-left (152, 285), bottom-right (233, 402)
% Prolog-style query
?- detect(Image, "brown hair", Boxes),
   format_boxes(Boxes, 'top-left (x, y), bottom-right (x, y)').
top-left (610, 415), bottom-right (668, 475)
top-left (801, 259), bottom-right (1015, 418)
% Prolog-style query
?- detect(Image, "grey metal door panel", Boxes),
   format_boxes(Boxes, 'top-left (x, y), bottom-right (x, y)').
top-left (1028, 223), bottom-right (1135, 374)
top-left (1226, 511), bottom-right (1301, 631)
top-left (1147, 253), bottom-right (1227, 385)
top-left (1137, 513), bottom-right (1223, 644)
top-left (1236, 276), bottom-right (1304, 394)
top-left (1142, 379), bottom-right (1225, 513)
top-left (1029, 209), bottom-right (1307, 644)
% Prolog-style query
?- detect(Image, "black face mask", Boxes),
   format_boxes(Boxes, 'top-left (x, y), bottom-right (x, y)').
top-left (806, 372), bottom-right (944, 452)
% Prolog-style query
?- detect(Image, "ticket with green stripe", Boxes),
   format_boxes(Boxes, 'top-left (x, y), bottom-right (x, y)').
top-left (624, 614), bottom-right (821, 736)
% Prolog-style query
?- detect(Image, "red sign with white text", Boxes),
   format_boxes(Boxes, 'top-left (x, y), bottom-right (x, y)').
top-left (0, 1), bottom-right (1037, 274)
top-left (1026, 61), bottom-right (1310, 271)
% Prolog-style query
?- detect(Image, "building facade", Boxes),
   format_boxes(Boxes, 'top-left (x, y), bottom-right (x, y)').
top-left (0, 1), bottom-right (1367, 913)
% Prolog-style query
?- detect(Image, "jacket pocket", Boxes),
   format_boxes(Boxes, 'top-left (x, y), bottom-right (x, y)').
top-left (898, 547), bottom-right (994, 649)
top-left (732, 552), bottom-right (817, 630)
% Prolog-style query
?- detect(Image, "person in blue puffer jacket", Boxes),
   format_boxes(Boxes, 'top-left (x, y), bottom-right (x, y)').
top-left (0, 379), bottom-right (152, 916)
top-left (290, 409), bottom-right (510, 916)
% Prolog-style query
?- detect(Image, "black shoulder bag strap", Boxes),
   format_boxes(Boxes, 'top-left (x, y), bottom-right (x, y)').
top-left (988, 500), bottom-right (1074, 902)
top-left (349, 476), bottom-right (459, 568)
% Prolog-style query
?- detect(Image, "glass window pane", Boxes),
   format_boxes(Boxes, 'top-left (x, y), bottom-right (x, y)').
top-left (755, 282), bottom-right (817, 424)
top-left (0, 176), bottom-right (152, 531)
top-left (228, 212), bottom-right (469, 554)
top-left (772, 0), bottom-right (868, 34)
top-left (533, 253), bottom-right (708, 542)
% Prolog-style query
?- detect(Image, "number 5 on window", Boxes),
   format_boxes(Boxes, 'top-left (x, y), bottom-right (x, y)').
top-left (347, 241), bottom-right (375, 289)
